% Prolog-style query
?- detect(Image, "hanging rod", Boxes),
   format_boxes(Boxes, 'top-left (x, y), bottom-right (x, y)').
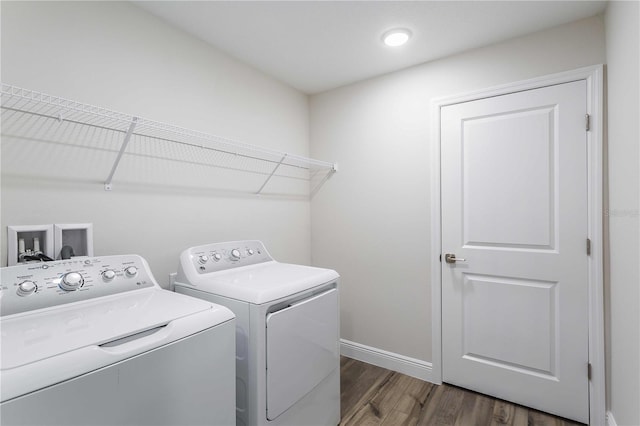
top-left (1, 83), bottom-right (337, 193)
top-left (3, 104), bottom-right (314, 171)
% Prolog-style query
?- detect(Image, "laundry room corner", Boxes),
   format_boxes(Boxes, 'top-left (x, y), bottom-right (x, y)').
top-left (0, 0), bottom-right (314, 285)
top-left (309, 15), bottom-right (605, 377)
top-left (4, 1), bottom-right (640, 424)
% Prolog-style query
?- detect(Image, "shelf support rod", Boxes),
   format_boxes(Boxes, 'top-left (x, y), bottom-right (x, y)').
top-left (104, 117), bottom-right (138, 191)
top-left (256, 153), bottom-right (287, 195)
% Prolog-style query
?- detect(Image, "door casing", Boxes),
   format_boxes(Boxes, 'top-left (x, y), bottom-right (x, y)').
top-left (430, 65), bottom-right (604, 425)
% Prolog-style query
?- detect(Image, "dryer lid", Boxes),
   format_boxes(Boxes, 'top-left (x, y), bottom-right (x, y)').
top-left (177, 262), bottom-right (339, 304)
top-left (0, 288), bottom-right (233, 370)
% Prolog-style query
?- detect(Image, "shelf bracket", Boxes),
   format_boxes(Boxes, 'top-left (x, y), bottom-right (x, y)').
top-left (104, 117), bottom-right (138, 191)
top-left (256, 154), bottom-right (287, 195)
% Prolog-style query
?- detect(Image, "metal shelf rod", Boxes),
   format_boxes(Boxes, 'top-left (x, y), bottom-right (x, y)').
top-left (104, 117), bottom-right (138, 191)
top-left (2, 106), bottom-right (129, 135)
top-left (130, 131), bottom-right (312, 171)
top-left (256, 154), bottom-right (287, 195)
top-left (2, 105), bottom-right (315, 170)
top-left (1, 83), bottom-right (337, 193)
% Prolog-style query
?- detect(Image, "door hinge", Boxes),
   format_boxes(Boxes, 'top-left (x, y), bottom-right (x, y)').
top-left (585, 114), bottom-right (591, 131)
top-left (587, 238), bottom-right (592, 256)
top-left (588, 363), bottom-right (592, 380)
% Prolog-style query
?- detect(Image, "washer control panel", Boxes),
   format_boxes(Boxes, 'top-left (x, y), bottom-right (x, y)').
top-left (1, 255), bottom-right (156, 316)
top-left (186, 240), bottom-right (272, 274)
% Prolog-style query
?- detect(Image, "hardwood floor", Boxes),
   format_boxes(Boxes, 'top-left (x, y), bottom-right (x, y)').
top-left (339, 356), bottom-right (584, 426)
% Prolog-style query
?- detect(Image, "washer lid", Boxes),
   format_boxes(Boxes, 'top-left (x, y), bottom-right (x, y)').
top-left (0, 288), bottom-right (233, 371)
top-left (179, 262), bottom-right (339, 304)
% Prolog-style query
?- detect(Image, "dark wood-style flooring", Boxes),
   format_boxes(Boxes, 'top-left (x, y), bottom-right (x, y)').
top-left (340, 356), bottom-right (585, 426)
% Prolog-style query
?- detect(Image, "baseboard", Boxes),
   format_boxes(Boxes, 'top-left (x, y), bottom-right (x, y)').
top-left (340, 339), bottom-right (433, 383)
top-left (606, 411), bottom-right (617, 426)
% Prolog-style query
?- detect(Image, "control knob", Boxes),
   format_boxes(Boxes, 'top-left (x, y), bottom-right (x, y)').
top-left (17, 280), bottom-right (37, 297)
top-left (102, 269), bottom-right (116, 281)
top-left (198, 255), bottom-right (209, 264)
top-left (124, 266), bottom-right (138, 277)
top-left (60, 272), bottom-right (84, 291)
top-left (247, 249), bottom-right (254, 256)
top-left (212, 253), bottom-right (222, 262)
top-left (230, 249), bottom-right (241, 261)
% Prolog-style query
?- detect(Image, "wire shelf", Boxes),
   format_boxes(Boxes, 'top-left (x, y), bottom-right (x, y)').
top-left (0, 83), bottom-right (337, 195)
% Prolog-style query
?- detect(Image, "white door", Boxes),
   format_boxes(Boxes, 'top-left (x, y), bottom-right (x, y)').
top-left (440, 80), bottom-right (589, 423)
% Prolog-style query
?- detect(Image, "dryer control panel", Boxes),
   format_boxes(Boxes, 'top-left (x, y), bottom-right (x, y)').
top-left (0, 255), bottom-right (157, 316)
top-left (183, 240), bottom-right (272, 275)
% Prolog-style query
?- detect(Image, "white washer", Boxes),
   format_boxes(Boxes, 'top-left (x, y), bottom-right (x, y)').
top-left (1, 254), bottom-right (236, 426)
top-left (174, 240), bottom-right (340, 426)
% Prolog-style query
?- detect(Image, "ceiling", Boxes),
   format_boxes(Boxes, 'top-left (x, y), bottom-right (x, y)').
top-left (134, 1), bottom-right (607, 94)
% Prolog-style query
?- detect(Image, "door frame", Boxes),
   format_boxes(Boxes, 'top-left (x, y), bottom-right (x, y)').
top-left (430, 65), bottom-right (604, 425)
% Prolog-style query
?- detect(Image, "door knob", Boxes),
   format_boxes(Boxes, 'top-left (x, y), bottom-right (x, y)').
top-left (445, 253), bottom-right (466, 264)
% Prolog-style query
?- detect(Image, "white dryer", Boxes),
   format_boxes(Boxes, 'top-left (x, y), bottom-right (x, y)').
top-left (174, 240), bottom-right (340, 426)
top-left (1, 254), bottom-right (236, 426)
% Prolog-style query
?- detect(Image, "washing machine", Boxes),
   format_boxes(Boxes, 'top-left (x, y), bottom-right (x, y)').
top-left (174, 240), bottom-right (340, 426)
top-left (0, 254), bottom-right (236, 426)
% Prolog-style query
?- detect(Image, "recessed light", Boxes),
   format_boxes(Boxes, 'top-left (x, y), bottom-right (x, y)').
top-left (382, 28), bottom-right (412, 47)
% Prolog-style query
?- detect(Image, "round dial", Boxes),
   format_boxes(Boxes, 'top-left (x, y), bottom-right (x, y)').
top-left (198, 255), bottom-right (209, 265)
top-left (212, 253), bottom-right (222, 261)
top-left (60, 272), bottom-right (84, 291)
top-left (17, 280), bottom-right (37, 297)
top-left (247, 249), bottom-right (254, 256)
top-left (102, 269), bottom-right (116, 281)
top-left (124, 266), bottom-right (138, 277)
top-left (230, 249), bottom-right (241, 260)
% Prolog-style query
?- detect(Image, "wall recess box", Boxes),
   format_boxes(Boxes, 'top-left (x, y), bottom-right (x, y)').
top-left (7, 225), bottom-right (54, 266)
top-left (54, 223), bottom-right (94, 259)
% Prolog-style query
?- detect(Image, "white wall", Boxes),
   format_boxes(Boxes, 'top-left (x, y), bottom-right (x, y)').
top-left (310, 16), bottom-right (605, 363)
top-left (0, 1), bottom-right (312, 284)
top-left (605, 2), bottom-right (640, 425)
top-left (4, 3), bottom-right (636, 421)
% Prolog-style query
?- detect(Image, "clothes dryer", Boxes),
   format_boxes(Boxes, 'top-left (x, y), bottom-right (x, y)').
top-left (1, 254), bottom-right (236, 426)
top-left (174, 240), bottom-right (340, 426)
